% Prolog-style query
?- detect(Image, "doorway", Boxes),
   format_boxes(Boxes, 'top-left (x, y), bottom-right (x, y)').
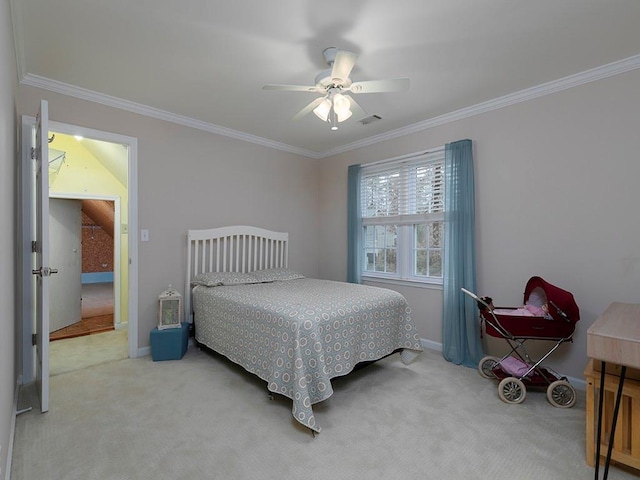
top-left (47, 133), bottom-right (128, 373)
top-left (49, 198), bottom-right (118, 341)
top-left (20, 116), bottom-right (139, 384)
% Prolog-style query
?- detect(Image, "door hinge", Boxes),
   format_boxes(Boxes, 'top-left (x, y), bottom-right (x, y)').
top-left (30, 147), bottom-right (36, 160)
top-left (32, 240), bottom-right (38, 253)
top-left (32, 333), bottom-right (37, 346)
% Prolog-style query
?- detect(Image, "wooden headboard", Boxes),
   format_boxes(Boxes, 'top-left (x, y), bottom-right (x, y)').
top-left (185, 225), bottom-right (289, 321)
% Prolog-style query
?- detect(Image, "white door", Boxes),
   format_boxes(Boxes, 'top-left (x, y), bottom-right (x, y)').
top-left (49, 198), bottom-right (82, 333)
top-left (33, 100), bottom-right (54, 413)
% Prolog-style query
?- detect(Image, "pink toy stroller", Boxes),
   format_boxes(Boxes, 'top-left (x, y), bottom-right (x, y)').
top-left (462, 276), bottom-right (580, 407)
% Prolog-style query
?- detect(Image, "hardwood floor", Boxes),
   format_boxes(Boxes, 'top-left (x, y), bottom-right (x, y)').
top-left (50, 314), bottom-right (114, 341)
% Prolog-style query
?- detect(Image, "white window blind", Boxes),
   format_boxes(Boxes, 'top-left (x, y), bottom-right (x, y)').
top-left (361, 149), bottom-right (445, 225)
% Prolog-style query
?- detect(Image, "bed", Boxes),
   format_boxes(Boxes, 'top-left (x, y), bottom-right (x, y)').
top-left (185, 226), bottom-right (423, 433)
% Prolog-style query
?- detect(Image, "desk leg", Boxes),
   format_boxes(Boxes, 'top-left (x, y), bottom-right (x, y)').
top-left (602, 366), bottom-right (626, 480)
top-left (595, 361), bottom-right (606, 479)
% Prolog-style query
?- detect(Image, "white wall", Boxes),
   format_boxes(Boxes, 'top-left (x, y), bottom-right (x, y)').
top-left (318, 69), bottom-right (640, 380)
top-left (17, 86), bottom-right (321, 353)
top-left (0, 0), bottom-right (17, 475)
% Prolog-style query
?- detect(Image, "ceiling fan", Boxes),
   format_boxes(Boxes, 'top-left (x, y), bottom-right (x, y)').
top-left (263, 47), bottom-right (409, 130)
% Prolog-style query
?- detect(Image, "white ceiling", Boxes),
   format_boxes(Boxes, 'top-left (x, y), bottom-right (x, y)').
top-left (12, 0), bottom-right (640, 158)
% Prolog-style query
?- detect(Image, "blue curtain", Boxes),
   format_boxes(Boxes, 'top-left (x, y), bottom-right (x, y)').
top-left (347, 164), bottom-right (362, 284)
top-left (442, 139), bottom-right (483, 367)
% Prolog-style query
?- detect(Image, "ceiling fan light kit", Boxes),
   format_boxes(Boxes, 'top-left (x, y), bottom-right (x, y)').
top-left (313, 91), bottom-right (352, 126)
top-left (332, 93), bottom-right (352, 120)
top-left (313, 97), bottom-right (332, 122)
top-left (263, 47), bottom-right (409, 131)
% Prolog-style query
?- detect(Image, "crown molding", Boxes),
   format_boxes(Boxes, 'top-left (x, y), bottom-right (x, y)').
top-left (19, 53), bottom-right (640, 160)
top-left (20, 74), bottom-right (322, 159)
top-left (318, 53), bottom-right (640, 158)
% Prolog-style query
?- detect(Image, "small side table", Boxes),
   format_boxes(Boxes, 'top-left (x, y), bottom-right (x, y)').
top-left (584, 360), bottom-right (640, 471)
top-left (587, 302), bottom-right (640, 479)
top-left (150, 322), bottom-right (189, 361)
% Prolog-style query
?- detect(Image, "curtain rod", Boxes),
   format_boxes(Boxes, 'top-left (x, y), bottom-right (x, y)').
top-left (362, 145), bottom-right (445, 168)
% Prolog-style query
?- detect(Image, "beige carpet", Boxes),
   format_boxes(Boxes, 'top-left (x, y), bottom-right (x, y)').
top-left (49, 328), bottom-right (128, 376)
top-left (11, 348), bottom-right (640, 480)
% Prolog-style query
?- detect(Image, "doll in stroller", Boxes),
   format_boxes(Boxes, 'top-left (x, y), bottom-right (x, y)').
top-left (462, 276), bottom-right (580, 407)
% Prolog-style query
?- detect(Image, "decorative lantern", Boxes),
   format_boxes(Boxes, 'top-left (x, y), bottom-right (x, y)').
top-left (158, 285), bottom-right (182, 330)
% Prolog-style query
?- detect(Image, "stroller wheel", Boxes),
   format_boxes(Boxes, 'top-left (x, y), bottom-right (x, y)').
top-left (547, 380), bottom-right (577, 408)
top-left (498, 377), bottom-right (526, 404)
top-left (478, 356), bottom-right (500, 379)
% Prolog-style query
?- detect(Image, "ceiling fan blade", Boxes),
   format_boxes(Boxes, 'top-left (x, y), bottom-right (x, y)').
top-left (292, 97), bottom-right (326, 121)
top-left (349, 78), bottom-right (410, 94)
top-left (344, 95), bottom-right (367, 120)
top-left (263, 84), bottom-right (323, 93)
top-left (331, 50), bottom-right (358, 83)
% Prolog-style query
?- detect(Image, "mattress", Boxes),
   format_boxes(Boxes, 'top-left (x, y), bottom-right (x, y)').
top-left (192, 277), bottom-right (422, 432)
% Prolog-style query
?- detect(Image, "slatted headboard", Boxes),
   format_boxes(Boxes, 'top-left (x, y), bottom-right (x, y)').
top-left (185, 226), bottom-right (289, 322)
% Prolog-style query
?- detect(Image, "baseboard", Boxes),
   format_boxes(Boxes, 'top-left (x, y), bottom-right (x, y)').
top-left (565, 375), bottom-right (586, 392)
top-left (5, 374), bottom-right (22, 480)
top-left (137, 346), bottom-right (151, 358)
top-left (421, 338), bottom-right (443, 352)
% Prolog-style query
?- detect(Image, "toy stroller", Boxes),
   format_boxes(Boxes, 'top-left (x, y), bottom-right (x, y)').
top-left (462, 276), bottom-right (580, 407)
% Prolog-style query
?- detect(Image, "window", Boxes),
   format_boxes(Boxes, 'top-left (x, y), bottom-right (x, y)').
top-left (360, 148), bottom-right (445, 285)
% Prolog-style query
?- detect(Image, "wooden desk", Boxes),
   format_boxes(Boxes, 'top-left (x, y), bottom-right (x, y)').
top-left (587, 302), bottom-right (640, 480)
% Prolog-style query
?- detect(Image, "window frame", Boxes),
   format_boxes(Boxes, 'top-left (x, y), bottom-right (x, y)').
top-left (360, 148), bottom-right (445, 288)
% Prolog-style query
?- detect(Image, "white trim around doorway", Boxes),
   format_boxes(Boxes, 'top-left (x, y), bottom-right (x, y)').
top-left (20, 117), bottom-right (140, 385)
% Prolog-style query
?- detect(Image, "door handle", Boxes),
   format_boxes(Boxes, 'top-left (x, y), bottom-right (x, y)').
top-left (32, 267), bottom-right (59, 277)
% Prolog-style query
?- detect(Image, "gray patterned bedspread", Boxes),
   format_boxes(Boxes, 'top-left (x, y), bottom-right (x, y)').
top-left (192, 278), bottom-right (422, 432)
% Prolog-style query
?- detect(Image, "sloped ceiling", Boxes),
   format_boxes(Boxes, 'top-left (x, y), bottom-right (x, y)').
top-left (82, 200), bottom-right (114, 238)
top-left (80, 139), bottom-right (128, 188)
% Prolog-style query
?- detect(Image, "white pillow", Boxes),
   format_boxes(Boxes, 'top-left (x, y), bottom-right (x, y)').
top-left (191, 271), bottom-right (258, 287)
top-left (251, 268), bottom-right (305, 283)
